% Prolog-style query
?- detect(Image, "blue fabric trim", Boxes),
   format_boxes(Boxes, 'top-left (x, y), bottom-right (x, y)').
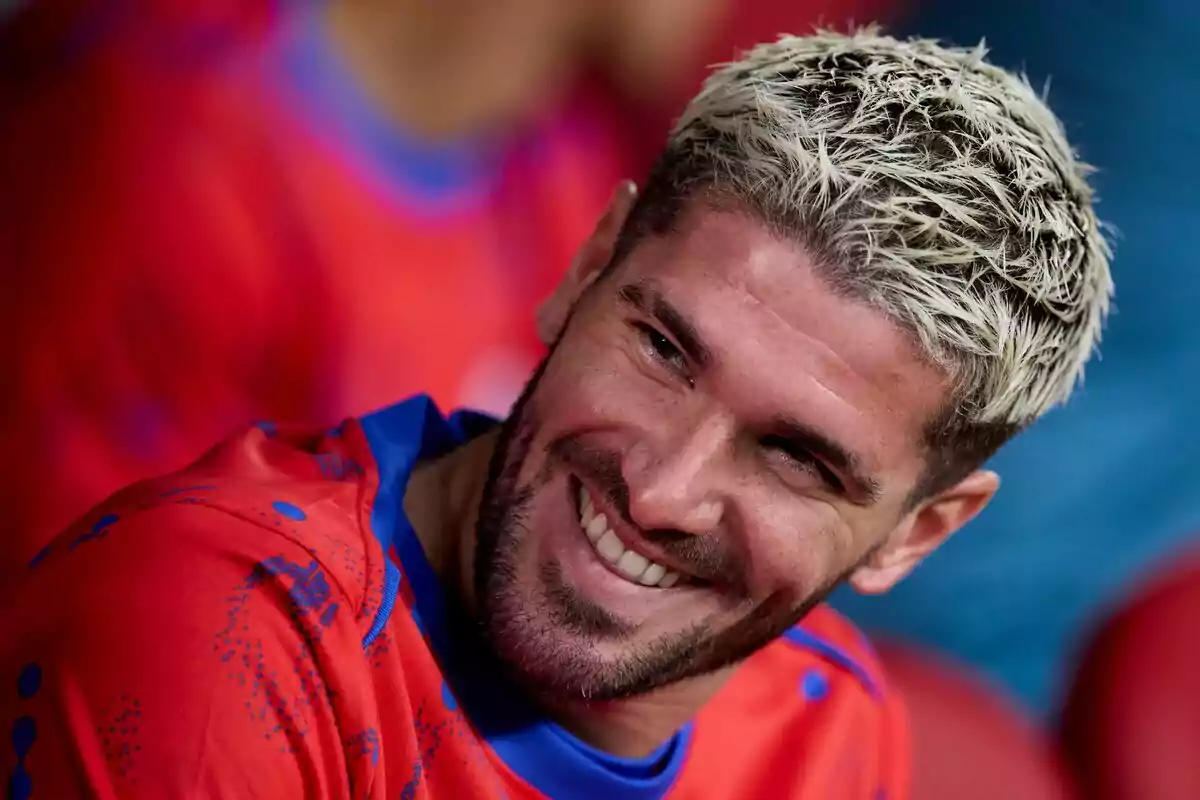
top-left (784, 627), bottom-right (882, 699)
top-left (362, 558), bottom-right (400, 648)
top-left (268, 7), bottom-right (501, 203)
top-left (359, 395), bottom-right (690, 800)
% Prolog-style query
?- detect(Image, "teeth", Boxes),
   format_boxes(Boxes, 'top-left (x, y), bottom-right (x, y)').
top-left (577, 485), bottom-right (680, 589)
top-left (578, 485), bottom-right (593, 525)
top-left (616, 550), bottom-right (649, 580)
top-left (596, 530), bottom-right (625, 561)
top-left (638, 563), bottom-right (666, 587)
top-left (586, 513), bottom-right (608, 543)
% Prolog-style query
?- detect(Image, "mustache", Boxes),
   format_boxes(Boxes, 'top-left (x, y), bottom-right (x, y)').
top-left (550, 436), bottom-right (744, 587)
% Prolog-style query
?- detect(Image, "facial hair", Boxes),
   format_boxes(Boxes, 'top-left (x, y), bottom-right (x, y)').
top-left (473, 344), bottom-right (865, 702)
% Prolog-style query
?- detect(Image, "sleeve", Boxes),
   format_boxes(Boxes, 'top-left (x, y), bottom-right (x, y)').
top-left (1, 503), bottom-right (382, 799)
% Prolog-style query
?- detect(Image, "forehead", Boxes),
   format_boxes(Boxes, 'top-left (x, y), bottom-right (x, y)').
top-left (615, 201), bottom-right (950, 479)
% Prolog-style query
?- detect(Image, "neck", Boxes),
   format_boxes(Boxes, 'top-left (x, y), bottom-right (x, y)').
top-left (404, 429), bottom-right (733, 759)
top-left (543, 669), bottom-right (734, 758)
top-left (323, 0), bottom-right (587, 142)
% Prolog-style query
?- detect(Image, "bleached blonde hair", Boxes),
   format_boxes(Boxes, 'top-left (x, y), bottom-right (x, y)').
top-left (620, 27), bottom-right (1113, 490)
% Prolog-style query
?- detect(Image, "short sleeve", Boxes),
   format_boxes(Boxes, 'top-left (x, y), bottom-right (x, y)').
top-left (1, 502), bottom-right (381, 799)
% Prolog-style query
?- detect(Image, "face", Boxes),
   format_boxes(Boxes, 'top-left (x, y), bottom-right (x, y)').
top-left (475, 197), bottom-right (989, 702)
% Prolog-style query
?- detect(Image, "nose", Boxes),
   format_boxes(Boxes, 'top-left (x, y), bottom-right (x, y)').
top-left (623, 414), bottom-right (730, 535)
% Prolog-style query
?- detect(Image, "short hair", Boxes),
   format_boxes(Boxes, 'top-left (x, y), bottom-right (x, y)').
top-left (613, 27), bottom-right (1113, 498)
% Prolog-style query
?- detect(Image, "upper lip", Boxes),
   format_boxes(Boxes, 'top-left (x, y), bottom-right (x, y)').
top-left (574, 476), bottom-right (698, 581)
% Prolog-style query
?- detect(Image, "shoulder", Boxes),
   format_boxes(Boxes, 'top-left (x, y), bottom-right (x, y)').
top-left (0, 421), bottom-right (405, 793)
top-left (19, 419), bottom-right (393, 648)
top-left (782, 603), bottom-right (890, 697)
top-left (723, 604), bottom-right (895, 709)
top-left (678, 605), bottom-right (910, 799)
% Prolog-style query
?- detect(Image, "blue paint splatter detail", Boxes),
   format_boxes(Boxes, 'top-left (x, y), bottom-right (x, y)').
top-left (7, 767), bottom-right (31, 800)
top-left (220, 557), bottom-right (342, 753)
top-left (27, 543), bottom-right (54, 569)
top-left (401, 761), bottom-right (425, 800)
top-left (8, 716), bottom-right (36, 800)
top-left (98, 695), bottom-right (143, 780)
top-left (271, 501), bottom-right (307, 522)
top-left (69, 513), bottom-right (120, 550)
top-left (345, 728), bottom-right (381, 768)
top-left (318, 603), bottom-right (339, 628)
top-left (314, 453), bottom-right (346, 480)
top-left (11, 717), bottom-right (35, 756)
top-left (257, 556), bottom-right (334, 614)
top-left (801, 669), bottom-right (830, 702)
top-left (16, 664), bottom-right (41, 700)
top-left (441, 682), bottom-right (458, 711)
top-left (255, 420), bottom-right (278, 437)
top-left (399, 699), bottom-right (511, 800)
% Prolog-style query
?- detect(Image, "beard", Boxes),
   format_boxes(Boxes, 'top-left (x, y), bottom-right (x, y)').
top-left (473, 344), bottom-right (858, 703)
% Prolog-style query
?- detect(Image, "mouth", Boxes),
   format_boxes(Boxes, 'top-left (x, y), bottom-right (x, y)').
top-left (571, 478), bottom-right (691, 590)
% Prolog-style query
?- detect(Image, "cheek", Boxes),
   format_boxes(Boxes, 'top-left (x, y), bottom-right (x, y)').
top-left (744, 500), bottom-right (858, 598)
top-left (539, 328), bottom-right (678, 433)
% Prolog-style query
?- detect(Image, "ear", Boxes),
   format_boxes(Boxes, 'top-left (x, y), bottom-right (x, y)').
top-left (849, 469), bottom-right (1000, 595)
top-left (536, 180), bottom-right (638, 346)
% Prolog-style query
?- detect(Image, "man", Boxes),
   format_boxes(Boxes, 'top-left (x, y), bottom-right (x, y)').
top-left (0, 29), bottom-right (1111, 799)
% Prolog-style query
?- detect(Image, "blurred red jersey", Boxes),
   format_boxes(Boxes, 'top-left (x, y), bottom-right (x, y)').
top-left (1, 396), bottom-right (909, 799)
top-left (0, 2), bottom-right (626, 569)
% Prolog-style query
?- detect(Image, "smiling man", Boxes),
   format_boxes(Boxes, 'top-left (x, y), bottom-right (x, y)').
top-left (0, 29), bottom-right (1110, 800)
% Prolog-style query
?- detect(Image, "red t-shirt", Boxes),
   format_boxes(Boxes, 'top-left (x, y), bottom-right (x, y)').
top-left (1, 396), bottom-right (910, 799)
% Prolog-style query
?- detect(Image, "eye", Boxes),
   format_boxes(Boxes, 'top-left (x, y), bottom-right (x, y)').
top-left (761, 436), bottom-right (844, 491)
top-left (634, 322), bottom-right (688, 373)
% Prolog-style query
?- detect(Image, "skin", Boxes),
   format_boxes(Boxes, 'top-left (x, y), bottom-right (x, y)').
top-left (406, 183), bottom-right (999, 757)
top-left (324, 0), bottom-right (725, 141)
top-left (325, 0), bottom-right (591, 140)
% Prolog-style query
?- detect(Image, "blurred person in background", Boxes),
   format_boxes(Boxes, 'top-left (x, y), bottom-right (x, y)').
top-left (0, 0), bottom-right (896, 581)
top-left (1059, 545), bottom-right (1200, 799)
top-left (832, 0), bottom-right (1200, 720)
top-left (0, 0), bottom-right (727, 574)
top-left (0, 29), bottom-right (1112, 798)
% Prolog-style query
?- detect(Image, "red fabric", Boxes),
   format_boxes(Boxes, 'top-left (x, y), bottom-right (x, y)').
top-left (1059, 548), bottom-right (1200, 800)
top-left (0, 5), bottom-right (626, 573)
top-left (877, 641), bottom-right (1074, 800)
top-left (1, 408), bottom-right (911, 798)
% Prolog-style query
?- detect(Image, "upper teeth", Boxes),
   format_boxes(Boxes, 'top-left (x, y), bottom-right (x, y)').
top-left (578, 485), bottom-right (680, 588)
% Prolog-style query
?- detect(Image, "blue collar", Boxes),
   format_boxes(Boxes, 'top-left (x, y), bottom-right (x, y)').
top-left (263, 7), bottom-right (503, 207)
top-left (360, 395), bottom-right (691, 800)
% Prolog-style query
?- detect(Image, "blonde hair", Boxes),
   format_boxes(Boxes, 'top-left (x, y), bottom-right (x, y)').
top-left (635, 27), bottom-right (1112, 438)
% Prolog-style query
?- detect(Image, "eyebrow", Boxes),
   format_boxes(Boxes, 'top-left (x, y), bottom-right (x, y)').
top-left (617, 280), bottom-right (881, 505)
top-left (617, 282), bottom-right (713, 369)
top-left (770, 418), bottom-right (883, 506)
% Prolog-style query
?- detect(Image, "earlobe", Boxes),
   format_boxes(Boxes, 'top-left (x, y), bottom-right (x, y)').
top-left (536, 181), bottom-right (638, 345)
top-left (849, 469), bottom-right (1000, 595)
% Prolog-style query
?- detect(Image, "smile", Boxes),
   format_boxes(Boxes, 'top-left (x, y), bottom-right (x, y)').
top-left (576, 484), bottom-right (681, 589)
